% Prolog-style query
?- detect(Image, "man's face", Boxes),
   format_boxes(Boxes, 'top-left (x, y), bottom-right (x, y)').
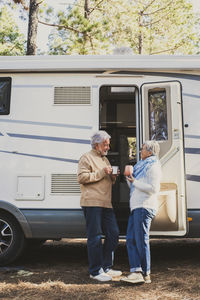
top-left (96, 139), bottom-right (110, 156)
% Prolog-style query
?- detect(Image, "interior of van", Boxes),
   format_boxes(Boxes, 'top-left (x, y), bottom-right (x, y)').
top-left (99, 85), bottom-right (137, 233)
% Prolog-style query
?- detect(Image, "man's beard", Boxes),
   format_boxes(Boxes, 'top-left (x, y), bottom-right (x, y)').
top-left (101, 150), bottom-right (108, 156)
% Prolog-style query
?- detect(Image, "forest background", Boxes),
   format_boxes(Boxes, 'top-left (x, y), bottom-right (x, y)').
top-left (0, 0), bottom-right (200, 56)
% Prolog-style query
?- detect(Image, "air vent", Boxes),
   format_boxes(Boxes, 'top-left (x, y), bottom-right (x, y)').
top-left (51, 174), bottom-right (80, 194)
top-left (54, 86), bottom-right (91, 105)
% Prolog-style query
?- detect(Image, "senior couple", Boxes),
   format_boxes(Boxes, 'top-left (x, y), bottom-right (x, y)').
top-left (77, 130), bottom-right (162, 284)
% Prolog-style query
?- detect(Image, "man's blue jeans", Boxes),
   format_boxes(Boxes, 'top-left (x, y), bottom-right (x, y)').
top-left (82, 206), bottom-right (119, 276)
top-left (126, 207), bottom-right (156, 275)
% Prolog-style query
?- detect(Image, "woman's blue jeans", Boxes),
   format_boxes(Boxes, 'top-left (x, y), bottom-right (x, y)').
top-left (82, 206), bottom-right (119, 276)
top-left (126, 207), bottom-right (156, 275)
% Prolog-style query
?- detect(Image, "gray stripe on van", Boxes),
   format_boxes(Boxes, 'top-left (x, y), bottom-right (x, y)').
top-left (183, 93), bottom-right (200, 99)
top-left (13, 85), bottom-right (53, 88)
top-left (0, 150), bottom-right (78, 164)
top-left (185, 135), bottom-right (200, 139)
top-left (7, 133), bottom-right (90, 144)
top-left (0, 119), bottom-right (92, 130)
top-left (185, 148), bottom-right (200, 154)
top-left (186, 175), bottom-right (200, 182)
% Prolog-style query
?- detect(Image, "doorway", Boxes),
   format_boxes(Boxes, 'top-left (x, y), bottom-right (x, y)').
top-left (99, 85), bottom-right (138, 234)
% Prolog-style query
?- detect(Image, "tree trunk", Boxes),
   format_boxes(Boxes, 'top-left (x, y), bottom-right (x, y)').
top-left (138, 33), bottom-right (143, 54)
top-left (82, 0), bottom-right (89, 54)
top-left (26, 0), bottom-right (39, 55)
top-left (138, 12), bottom-right (143, 54)
top-left (84, 0), bottom-right (89, 19)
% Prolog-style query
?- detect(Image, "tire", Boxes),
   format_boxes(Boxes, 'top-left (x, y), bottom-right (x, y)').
top-left (0, 212), bottom-right (26, 266)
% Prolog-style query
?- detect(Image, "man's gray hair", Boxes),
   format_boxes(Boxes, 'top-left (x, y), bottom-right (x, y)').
top-left (91, 130), bottom-right (111, 149)
top-left (143, 140), bottom-right (160, 157)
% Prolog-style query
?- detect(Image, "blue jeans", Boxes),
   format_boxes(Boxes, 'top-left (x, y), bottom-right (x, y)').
top-left (126, 207), bottom-right (156, 275)
top-left (82, 206), bottom-right (119, 276)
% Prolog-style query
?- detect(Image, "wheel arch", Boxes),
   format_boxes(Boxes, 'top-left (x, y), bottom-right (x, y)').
top-left (0, 200), bottom-right (32, 238)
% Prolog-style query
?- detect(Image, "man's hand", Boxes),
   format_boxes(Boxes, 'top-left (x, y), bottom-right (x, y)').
top-left (111, 169), bottom-right (120, 177)
top-left (104, 166), bottom-right (113, 174)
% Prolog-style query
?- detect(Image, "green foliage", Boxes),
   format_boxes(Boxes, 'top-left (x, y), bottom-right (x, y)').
top-left (1, 0), bottom-right (199, 55)
top-left (47, 0), bottom-right (200, 55)
top-left (48, 0), bottom-right (113, 55)
top-left (107, 0), bottom-right (199, 54)
top-left (0, 6), bottom-right (25, 55)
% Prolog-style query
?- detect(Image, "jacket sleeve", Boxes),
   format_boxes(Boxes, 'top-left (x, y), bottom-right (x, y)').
top-left (77, 155), bottom-right (106, 184)
top-left (133, 164), bottom-right (161, 194)
top-left (126, 177), bottom-right (131, 189)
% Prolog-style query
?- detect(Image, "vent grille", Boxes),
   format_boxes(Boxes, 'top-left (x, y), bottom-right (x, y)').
top-left (54, 86), bottom-right (91, 105)
top-left (51, 174), bottom-right (80, 194)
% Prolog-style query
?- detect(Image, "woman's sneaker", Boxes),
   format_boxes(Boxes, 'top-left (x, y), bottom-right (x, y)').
top-left (144, 275), bottom-right (151, 283)
top-left (121, 272), bottom-right (144, 284)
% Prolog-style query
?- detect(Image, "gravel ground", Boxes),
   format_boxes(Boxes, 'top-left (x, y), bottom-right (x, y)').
top-left (0, 238), bottom-right (200, 300)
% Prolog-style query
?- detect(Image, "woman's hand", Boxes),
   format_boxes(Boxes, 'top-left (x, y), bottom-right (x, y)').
top-left (126, 175), bottom-right (135, 182)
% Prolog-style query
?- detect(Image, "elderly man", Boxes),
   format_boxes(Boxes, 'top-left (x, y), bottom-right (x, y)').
top-left (77, 130), bottom-right (121, 282)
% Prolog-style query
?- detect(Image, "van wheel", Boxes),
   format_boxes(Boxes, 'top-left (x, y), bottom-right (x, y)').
top-left (0, 213), bottom-right (25, 266)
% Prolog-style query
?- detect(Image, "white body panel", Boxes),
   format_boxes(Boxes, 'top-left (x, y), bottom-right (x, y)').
top-left (0, 55), bottom-right (200, 237)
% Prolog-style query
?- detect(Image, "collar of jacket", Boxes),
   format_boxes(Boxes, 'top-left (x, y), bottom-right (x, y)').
top-left (91, 149), bottom-right (105, 157)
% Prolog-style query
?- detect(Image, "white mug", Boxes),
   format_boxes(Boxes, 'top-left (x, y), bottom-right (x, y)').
top-left (112, 166), bottom-right (119, 175)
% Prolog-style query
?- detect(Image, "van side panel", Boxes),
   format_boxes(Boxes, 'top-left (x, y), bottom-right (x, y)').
top-left (0, 70), bottom-right (199, 237)
top-left (20, 209), bottom-right (86, 238)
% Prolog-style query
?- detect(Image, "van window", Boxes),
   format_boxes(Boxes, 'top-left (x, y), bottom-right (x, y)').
top-left (148, 89), bottom-right (168, 141)
top-left (0, 78), bottom-right (11, 115)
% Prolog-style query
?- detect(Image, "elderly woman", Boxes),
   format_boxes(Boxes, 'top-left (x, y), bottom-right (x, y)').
top-left (121, 140), bottom-right (162, 284)
top-left (77, 130), bottom-right (121, 282)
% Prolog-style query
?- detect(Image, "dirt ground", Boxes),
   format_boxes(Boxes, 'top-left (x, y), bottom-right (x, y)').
top-left (0, 238), bottom-right (200, 300)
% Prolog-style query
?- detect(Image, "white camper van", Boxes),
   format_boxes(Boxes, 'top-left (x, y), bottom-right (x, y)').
top-left (0, 55), bottom-right (199, 265)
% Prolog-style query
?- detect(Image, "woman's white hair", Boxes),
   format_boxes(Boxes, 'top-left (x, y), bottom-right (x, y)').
top-left (91, 130), bottom-right (111, 149)
top-left (143, 140), bottom-right (160, 157)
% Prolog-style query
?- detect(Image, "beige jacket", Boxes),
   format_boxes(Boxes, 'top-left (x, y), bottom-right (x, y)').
top-left (77, 149), bottom-right (113, 208)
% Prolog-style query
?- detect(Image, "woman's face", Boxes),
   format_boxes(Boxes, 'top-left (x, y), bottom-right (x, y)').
top-left (140, 144), bottom-right (152, 160)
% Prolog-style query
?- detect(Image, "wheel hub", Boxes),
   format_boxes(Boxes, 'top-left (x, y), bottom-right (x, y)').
top-left (0, 219), bottom-right (13, 254)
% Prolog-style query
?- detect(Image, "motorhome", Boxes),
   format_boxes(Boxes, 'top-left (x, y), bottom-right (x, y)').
top-left (0, 55), bottom-right (199, 265)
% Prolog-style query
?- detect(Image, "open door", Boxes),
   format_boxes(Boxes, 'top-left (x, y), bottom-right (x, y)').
top-left (141, 81), bottom-right (187, 236)
top-left (99, 85), bottom-right (138, 234)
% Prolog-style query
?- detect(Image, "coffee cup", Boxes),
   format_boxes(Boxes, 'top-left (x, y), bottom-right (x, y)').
top-left (112, 166), bottom-right (119, 175)
top-left (124, 165), bottom-right (133, 176)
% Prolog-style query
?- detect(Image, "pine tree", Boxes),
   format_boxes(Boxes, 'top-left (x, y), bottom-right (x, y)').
top-left (0, 6), bottom-right (25, 55)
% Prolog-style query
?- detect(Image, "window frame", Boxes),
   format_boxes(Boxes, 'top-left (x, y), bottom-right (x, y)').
top-left (148, 88), bottom-right (168, 141)
top-left (0, 77), bottom-right (12, 115)
top-left (141, 82), bottom-right (174, 159)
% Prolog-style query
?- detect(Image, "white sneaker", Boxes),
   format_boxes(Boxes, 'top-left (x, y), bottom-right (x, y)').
top-left (90, 272), bottom-right (112, 282)
top-left (105, 269), bottom-right (122, 277)
top-left (121, 272), bottom-right (144, 284)
top-left (144, 275), bottom-right (151, 284)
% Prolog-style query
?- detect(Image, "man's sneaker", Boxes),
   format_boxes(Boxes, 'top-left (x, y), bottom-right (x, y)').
top-left (121, 272), bottom-right (145, 284)
top-left (90, 272), bottom-right (112, 282)
top-left (144, 275), bottom-right (151, 284)
top-left (105, 269), bottom-right (122, 277)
